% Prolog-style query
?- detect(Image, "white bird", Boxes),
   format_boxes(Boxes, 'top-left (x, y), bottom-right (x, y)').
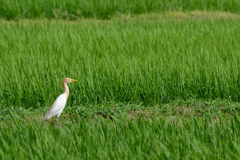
top-left (45, 77), bottom-right (77, 127)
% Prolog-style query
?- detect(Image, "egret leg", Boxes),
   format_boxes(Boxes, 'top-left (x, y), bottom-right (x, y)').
top-left (56, 117), bottom-right (59, 128)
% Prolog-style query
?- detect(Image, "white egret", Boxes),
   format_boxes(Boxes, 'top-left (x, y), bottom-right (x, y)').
top-left (45, 77), bottom-right (77, 127)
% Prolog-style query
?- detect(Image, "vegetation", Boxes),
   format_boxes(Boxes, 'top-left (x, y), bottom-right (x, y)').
top-left (1, 1), bottom-right (240, 159)
top-left (1, 17), bottom-right (240, 107)
top-left (1, 100), bottom-right (240, 159)
top-left (1, 0), bottom-right (240, 20)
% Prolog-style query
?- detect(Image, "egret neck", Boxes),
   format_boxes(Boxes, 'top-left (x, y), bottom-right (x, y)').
top-left (62, 80), bottom-right (69, 101)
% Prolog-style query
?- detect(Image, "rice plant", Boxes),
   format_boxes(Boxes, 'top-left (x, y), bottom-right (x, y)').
top-left (1, 18), bottom-right (240, 107)
top-left (0, 0), bottom-right (240, 20)
top-left (1, 101), bottom-right (240, 160)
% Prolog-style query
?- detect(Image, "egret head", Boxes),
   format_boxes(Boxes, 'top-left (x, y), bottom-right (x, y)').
top-left (64, 77), bottom-right (78, 84)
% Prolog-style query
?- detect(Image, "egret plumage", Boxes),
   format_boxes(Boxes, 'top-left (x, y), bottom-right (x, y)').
top-left (45, 77), bottom-right (77, 127)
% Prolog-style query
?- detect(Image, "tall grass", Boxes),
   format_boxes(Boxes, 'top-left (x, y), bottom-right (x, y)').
top-left (1, 96), bottom-right (240, 159)
top-left (1, 18), bottom-right (240, 108)
top-left (0, 0), bottom-right (240, 20)
top-left (1, 110), bottom-right (240, 159)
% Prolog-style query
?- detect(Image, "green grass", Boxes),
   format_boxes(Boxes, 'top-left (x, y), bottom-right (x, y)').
top-left (1, 100), bottom-right (240, 159)
top-left (1, 0), bottom-right (240, 20)
top-left (1, 16), bottom-right (240, 107)
top-left (1, 11), bottom-right (240, 159)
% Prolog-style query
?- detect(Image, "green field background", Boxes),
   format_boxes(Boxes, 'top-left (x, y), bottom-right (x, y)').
top-left (1, 19), bottom-right (240, 108)
top-left (1, 0), bottom-right (240, 20)
top-left (2, 1), bottom-right (240, 159)
top-left (1, 112), bottom-right (240, 159)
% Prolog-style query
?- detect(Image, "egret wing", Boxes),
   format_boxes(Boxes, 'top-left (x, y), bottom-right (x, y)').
top-left (45, 94), bottom-right (67, 119)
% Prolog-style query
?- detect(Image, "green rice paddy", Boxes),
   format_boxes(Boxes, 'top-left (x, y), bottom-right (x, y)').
top-left (1, 0), bottom-right (240, 20)
top-left (1, 1), bottom-right (240, 159)
top-left (1, 17), bottom-right (240, 107)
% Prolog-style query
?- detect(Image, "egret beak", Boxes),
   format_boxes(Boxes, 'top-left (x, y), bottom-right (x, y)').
top-left (70, 79), bottom-right (77, 82)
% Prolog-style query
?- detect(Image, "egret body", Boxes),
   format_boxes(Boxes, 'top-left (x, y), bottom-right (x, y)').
top-left (45, 77), bottom-right (77, 126)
